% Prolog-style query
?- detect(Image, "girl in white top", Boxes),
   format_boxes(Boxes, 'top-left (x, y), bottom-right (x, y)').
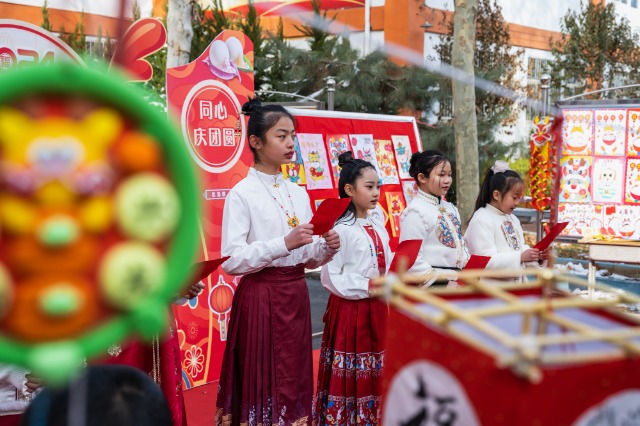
top-left (464, 161), bottom-right (548, 277)
top-left (399, 150), bottom-right (469, 285)
top-left (315, 152), bottom-right (391, 426)
top-left (216, 98), bottom-right (340, 426)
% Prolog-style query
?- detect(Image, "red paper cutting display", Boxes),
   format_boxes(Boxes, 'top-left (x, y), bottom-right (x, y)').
top-left (388, 239), bottom-right (422, 273)
top-left (533, 221), bottom-right (568, 250)
top-left (309, 198), bottom-right (352, 235)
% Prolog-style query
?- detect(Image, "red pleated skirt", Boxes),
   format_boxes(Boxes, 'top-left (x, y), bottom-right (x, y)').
top-left (314, 294), bottom-right (387, 426)
top-left (215, 265), bottom-right (313, 426)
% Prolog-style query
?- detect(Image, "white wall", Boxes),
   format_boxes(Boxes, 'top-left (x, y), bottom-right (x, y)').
top-left (606, 0), bottom-right (640, 33)
top-left (425, 0), bottom-right (582, 32)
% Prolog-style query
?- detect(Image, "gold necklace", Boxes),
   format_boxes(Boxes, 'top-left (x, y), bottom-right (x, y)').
top-left (418, 190), bottom-right (446, 214)
top-left (255, 170), bottom-right (299, 228)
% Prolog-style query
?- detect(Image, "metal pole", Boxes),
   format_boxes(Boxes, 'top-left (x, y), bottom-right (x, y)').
top-left (364, 0), bottom-right (371, 55)
top-left (536, 73), bottom-right (551, 241)
top-left (326, 77), bottom-right (336, 111)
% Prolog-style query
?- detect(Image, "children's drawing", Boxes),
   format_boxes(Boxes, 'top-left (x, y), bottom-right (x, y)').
top-left (374, 139), bottom-right (400, 185)
top-left (402, 180), bottom-right (418, 204)
top-left (558, 203), bottom-right (603, 237)
top-left (600, 205), bottom-right (640, 238)
top-left (280, 135), bottom-right (306, 185)
top-left (297, 133), bottom-right (333, 190)
top-left (594, 109), bottom-right (625, 156)
top-left (325, 134), bottom-right (352, 183)
top-left (391, 135), bottom-right (413, 180)
top-left (350, 134), bottom-right (382, 177)
top-left (592, 157), bottom-right (624, 203)
top-left (370, 203), bottom-right (389, 227)
top-left (559, 156), bottom-right (592, 202)
top-left (626, 158), bottom-right (640, 205)
top-left (562, 110), bottom-right (593, 156)
top-left (385, 191), bottom-right (406, 237)
top-left (626, 109), bottom-right (640, 156)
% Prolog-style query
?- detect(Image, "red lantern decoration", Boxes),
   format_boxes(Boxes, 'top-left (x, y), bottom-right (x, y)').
top-left (529, 116), bottom-right (554, 211)
top-left (209, 275), bottom-right (234, 341)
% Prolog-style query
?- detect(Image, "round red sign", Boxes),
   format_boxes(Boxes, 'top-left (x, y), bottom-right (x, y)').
top-left (181, 80), bottom-right (246, 174)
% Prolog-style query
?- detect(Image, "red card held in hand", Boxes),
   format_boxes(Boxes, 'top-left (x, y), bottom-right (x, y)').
top-left (389, 239), bottom-right (423, 273)
top-left (533, 222), bottom-right (569, 251)
top-left (309, 198), bottom-right (352, 235)
top-left (456, 255), bottom-right (491, 285)
top-left (463, 255), bottom-right (491, 270)
top-left (192, 256), bottom-right (230, 283)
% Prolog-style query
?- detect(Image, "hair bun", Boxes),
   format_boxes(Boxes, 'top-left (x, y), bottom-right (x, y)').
top-left (337, 151), bottom-right (354, 167)
top-left (241, 96), bottom-right (262, 115)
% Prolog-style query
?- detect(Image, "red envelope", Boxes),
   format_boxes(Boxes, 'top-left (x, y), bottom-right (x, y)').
top-left (463, 255), bottom-right (491, 270)
top-left (456, 255), bottom-right (491, 285)
top-left (389, 239), bottom-right (423, 273)
top-left (191, 256), bottom-right (230, 283)
top-left (533, 222), bottom-right (569, 251)
top-left (309, 198), bottom-right (352, 235)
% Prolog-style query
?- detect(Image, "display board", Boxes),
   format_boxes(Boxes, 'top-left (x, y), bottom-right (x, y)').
top-left (555, 103), bottom-right (640, 238)
top-left (285, 109), bottom-right (422, 246)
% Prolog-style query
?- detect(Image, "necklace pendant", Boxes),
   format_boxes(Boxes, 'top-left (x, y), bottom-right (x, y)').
top-left (288, 216), bottom-right (300, 228)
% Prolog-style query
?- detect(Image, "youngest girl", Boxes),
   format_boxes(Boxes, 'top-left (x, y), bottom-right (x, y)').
top-left (314, 152), bottom-right (391, 426)
top-left (464, 161), bottom-right (548, 279)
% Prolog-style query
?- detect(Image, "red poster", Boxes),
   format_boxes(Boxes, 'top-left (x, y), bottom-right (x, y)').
top-left (167, 30), bottom-right (255, 389)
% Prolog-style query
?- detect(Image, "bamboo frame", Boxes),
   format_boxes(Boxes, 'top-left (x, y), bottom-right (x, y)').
top-left (371, 268), bottom-right (640, 383)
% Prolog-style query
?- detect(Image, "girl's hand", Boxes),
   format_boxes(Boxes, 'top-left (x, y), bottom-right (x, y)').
top-left (322, 230), bottom-right (340, 250)
top-left (540, 248), bottom-right (551, 260)
top-left (284, 223), bottom-right (314, 251)
top-left (521, 248), bottom-right (540, 263)
top-left (25, 373), bottom-right (42, 394)
top-left (184, 282), bottom-right (205, 299)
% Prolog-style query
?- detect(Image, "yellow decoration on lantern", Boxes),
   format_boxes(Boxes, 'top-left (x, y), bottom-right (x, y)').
top-left (0, 196), bottom-right (37, 234)
top-left (78, 197), bottom-right (113, 233)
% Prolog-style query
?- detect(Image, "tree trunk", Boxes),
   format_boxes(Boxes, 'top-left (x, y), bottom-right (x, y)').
top-left (166, 0), bottom-right (193, 68)
top-left (451, 0), bottom-right (479, 225)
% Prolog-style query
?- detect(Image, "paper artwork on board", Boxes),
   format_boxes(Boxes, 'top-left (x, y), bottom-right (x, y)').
top-left (350, 134), bottom-right (382, 177)
top-left (402, 180), bottom-right (418, 204)
top-left (385, 191), bottom-right (406, 237)
top-left (600, 205), bottom-right (640, 238)
top-left (326, 134), bottom-right (352, 183)
top-left (626, 110), bottom-right (640, 156)
top-left (625, 158), bottom-right (640, 204)
top-left (592, 157), bottom-right (624, 204)
top-left (562, 110), bottom-right (593, 156)
top-left (281, 135), bottom-right (306, 185)
top-left (391, 135), bottom-right (413, 179)
top-left (559, 156), bottom-right (592, 202)
top-left (370, 202), bottom-right (389, 227)
top-left (558, 203), bottom-right (603, 237)
top-left (594, 109), bottom-right (626, 156)
top-left (374, 139), bottom-right (400, 185)
top-left (297, 133), bottom-right (333, 190)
